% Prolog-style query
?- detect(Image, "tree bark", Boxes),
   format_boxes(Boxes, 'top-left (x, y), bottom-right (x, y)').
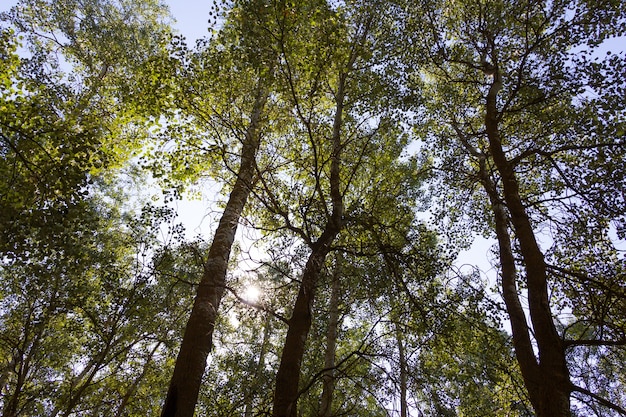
top-left (272, 237), bottom-right (336, 417)
top-left (478, 161), bottom-right (542, 401)
top-left (160, 80), bottom-right (269, 417)
top-left (319, 260), bottom-right (341, 417)
top-left (483, 67), bottom-right (571, 417)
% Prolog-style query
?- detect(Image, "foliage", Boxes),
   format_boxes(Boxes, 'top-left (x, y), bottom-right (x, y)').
top-left (1, 0), bottom-right (624, 416)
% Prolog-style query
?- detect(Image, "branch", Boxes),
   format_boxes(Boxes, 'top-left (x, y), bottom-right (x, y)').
top-left (564, 338), bottom-right (626, 348)
top-left (547, 263), bottom-right (626, 300)
top-left (296, 311), bottom-right (386, 399)
top-left (0, 133), bottom-right (43, 182)
top-left (510, 141), bottom-right (625, 166)
top-left (571, 384), bottom-right (626, 416)
top-left (450, 120), bottom-right (484, 158)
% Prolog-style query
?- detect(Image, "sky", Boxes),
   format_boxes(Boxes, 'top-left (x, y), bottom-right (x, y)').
top-left (161, 1), bottom-right (223, 239)
top-left (166, 0), bottom-right (214, 44)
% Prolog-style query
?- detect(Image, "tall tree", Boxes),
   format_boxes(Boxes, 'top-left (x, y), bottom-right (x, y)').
top-left (397, 0), bottom-right (626, 415)
top-left (245, 2), bottom-right (432, 415)
top-left (1, 0), bottom-right (173, 258)
top-left (318, 256), bottom-right (342, 417)
top-left (157, 1), bottom-right (334, 414)
top-left (1, 1), bottom-right (180, 415)
top-left (251, 3), bottom-right (383, 414)
top-left (158, 26), bottom-right (272, 417)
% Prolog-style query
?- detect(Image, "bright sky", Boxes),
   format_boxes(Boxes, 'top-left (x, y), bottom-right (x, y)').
top-left (166, 0), bottom-right (214, 44)
top-left (0, 0), bottom-right (214, 43)
top-left (162, 1), bottom-right (222, 239)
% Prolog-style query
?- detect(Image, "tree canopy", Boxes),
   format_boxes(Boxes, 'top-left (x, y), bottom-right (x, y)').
top-left (1, 0), bottom-right (624, 416)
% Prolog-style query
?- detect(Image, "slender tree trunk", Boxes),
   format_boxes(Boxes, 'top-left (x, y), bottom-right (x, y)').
top-left (272, 232), bottom-right (339, 417)
top-left (3, 317), bottom-right (41, 417)
top-left (244, 313), bottom-right (273, 417)
top-left (161, 81), bottom-right (269, 417)
top-left (319, 260), bottom-right (341, 417)
top-left (60, 352), bottom-right (108, 417)
top-left (478, 161), bottom-right (542, 399)
top-left (2, 363), bottom-right (24, 417)
top-left (483, 68), bottom-right (571, 417)
top-left (272, 73), bottom-right (346, 417)
top-left (395, 323), bottom-right (408, 417)
top-left (115, 342), bottom-right (162, 416)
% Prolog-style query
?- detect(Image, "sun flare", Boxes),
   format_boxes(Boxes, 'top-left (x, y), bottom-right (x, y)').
top-left (243, 285), bottom-right (261, 303)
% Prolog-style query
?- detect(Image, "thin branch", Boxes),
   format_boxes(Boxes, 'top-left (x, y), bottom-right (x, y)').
top-left (571, 384), bottom-right (626, 416)
top-left (511, 142), bottom-right (625, 166)
top-left (564, 338), bottom-right (626, 348)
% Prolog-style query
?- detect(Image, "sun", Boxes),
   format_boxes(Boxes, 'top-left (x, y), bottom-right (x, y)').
top-left (243, 285), bottom-right (261, 303)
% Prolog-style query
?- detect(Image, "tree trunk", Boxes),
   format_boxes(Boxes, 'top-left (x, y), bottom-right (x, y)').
top-left (3, 317), bottom-right (42, 417)
top-left (483, 68), bottom-right (571, 417)
top-left (479, 162), bottom-right (547, 404)
top-left (272, 72), bottom-right (346, 417)
top-left (161, 81), bottom-right (269, 417)
top-left (244, 313), bottom-right (273, 417)
top-left (319, 260), bottom-right (341, 417)
top-left (395, 323), bottom-right (408, 417)
top-left (2, 363), bottom-right (24, 417)
top-left (116, 342), bottom-right (162, 416)
top-left (272, 232), bottom-right (339, 417)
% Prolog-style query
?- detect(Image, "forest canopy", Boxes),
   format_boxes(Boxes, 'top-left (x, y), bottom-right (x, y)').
top-left (0, 1), bottom-right (624, 417)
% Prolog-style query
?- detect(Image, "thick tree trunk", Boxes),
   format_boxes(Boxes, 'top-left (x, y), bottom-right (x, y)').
top-left (160, 82), bottom-right (269, 417)
top-left (272, 73), bottom-right (346, 417)
top-left (483, 69), bottom-right (571, 417)
top-left (319, 261), bottom-right (341, 417)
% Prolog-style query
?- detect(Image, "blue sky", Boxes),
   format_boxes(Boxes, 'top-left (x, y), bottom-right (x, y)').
top-left (166, 0), bottom-right (214, 43)
top-left (1, 0), bottom-right (212, 42)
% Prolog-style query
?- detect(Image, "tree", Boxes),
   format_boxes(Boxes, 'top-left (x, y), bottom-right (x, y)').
top-left (0, 181), bottom-right (191, 417)
top-left (240, 3), bottom-right (444, 414)
top-left (1, 1), bottom-right (178, 415)
top-left (1, 0), bottom-right (173, 259)
top-left (318, 255), bottom-right (341, 417)
top-left (156, 1), bottom-right (330, 414)
top-left (242, 3), bottom-right (403, 415)
top-left (397, 0), bottom-right (626, 415)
